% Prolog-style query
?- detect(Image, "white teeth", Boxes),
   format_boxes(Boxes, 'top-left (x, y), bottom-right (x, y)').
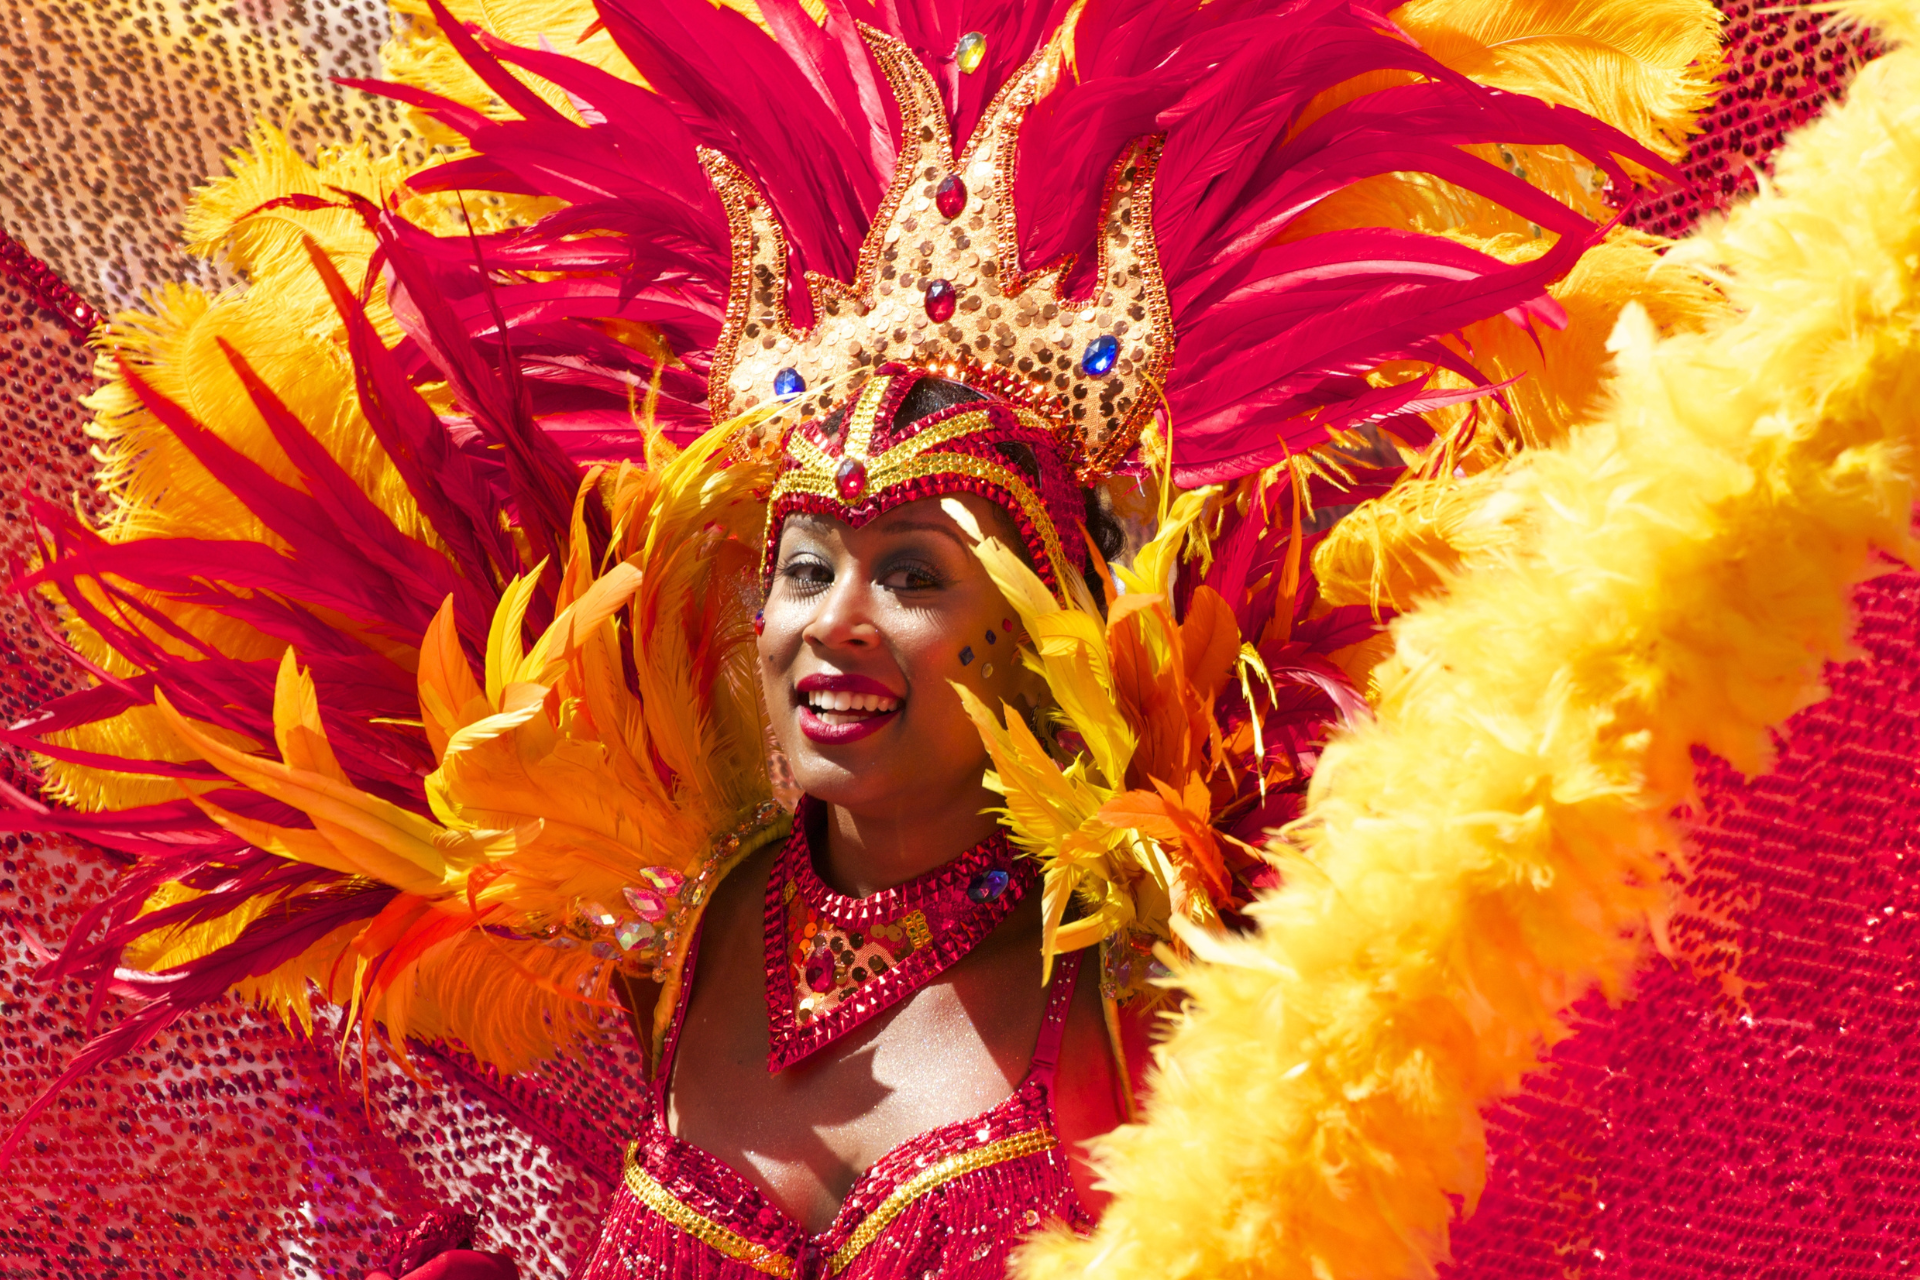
top-left (805, 689), bottom-right (900, 715)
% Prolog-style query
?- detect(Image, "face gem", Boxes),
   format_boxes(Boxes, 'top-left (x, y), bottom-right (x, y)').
top-left (954, 30), bottom-right (986, 74)
top-left (981, 663), bottom-right (994, 678)
top-left (924, 278), bottom-right (957, 323)
top-left (774, 366), bottom-right (806, 398)
top-left (1082, 334), bottom-right (1120, 376)
top-left (833, 455), bottom-right (868, 501)
top-left (936, 174), bottom-right (967, 219)
top-left (959, 646), bottom-right (974, 666)
top-left (985, 629), bottom-right (996, 644)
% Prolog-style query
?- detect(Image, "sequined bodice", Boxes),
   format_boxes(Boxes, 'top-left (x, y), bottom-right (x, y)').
top-left (573, 943), bottom-right (1092, 1279)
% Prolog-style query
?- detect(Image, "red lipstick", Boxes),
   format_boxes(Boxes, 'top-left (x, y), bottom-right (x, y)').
top-left (794, 672), bottom-right (905, 744)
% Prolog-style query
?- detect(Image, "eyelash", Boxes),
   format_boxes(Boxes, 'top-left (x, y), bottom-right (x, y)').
top-left (775, 558), bottom-right (946, 592)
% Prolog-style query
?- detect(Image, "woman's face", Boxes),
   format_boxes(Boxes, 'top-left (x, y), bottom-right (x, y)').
top-left (758, 495), bottom-right (1036, 819)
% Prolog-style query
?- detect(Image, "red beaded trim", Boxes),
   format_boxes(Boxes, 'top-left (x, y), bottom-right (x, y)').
top-left (762, 797), bottom-right (1038, 1074)
top-left (0, 230), bottom-right (99, 339)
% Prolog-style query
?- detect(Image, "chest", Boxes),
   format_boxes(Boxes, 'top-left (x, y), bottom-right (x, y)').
top-left (660, 866), bottom-right (1052, 1229)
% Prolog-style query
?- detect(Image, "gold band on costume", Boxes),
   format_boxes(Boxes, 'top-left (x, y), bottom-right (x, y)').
top-left (620, 1128), bottom-right (1059, 1277)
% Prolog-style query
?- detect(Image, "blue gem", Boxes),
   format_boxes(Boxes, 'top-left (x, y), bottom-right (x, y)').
top-left (1081, 335), bottom-right (1120, 377)
top-left (968, 868), bottom-right (1010, 903)
top-left (774, 367), bottom-right (805, 398)
top-left (959, 646), bottom-right (974, 666)
top-left (985, 629), bottom-right (996, 645)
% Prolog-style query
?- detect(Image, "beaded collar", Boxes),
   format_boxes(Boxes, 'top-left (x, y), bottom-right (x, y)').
top-left (763, 798), bottom-right (1038, 1073)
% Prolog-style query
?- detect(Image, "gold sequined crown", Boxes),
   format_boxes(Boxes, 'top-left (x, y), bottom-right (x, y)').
top-left (702, 25), bottom-right (1173, 476)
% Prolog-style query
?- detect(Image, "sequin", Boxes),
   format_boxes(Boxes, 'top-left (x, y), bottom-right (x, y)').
top-left (924, 278), bottom-right (957, 322)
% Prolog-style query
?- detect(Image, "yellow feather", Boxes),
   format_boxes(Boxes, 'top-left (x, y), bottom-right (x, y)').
top-left (1392, 0), bottom-right (1724, 163)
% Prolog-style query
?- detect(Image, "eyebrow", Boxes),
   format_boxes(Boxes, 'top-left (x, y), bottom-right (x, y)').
top-left (871, 518), bottom-right (974, 551)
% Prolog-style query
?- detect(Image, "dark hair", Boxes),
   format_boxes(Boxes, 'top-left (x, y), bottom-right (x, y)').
top-left (896, 376), bottom-right (986, 423)
top-left (1081, 488), bottom-right (1126, 610)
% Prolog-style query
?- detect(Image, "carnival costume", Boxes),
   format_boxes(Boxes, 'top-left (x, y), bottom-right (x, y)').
top-left (4, 0), bottom-right (1920, 1273)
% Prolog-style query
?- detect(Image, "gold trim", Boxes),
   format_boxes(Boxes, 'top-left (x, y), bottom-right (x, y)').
top-left (624, 1144), bottom-right (795, 1278)
top-left (622, 1126), bottom-right (1058, 1276)
top-left (771, 448), bottom-right (1076, 593)
top-left (826, 1128), bottom-right (1058, 1274)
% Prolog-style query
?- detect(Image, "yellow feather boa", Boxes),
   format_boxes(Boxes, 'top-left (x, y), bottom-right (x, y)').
top-left (1017, 7), bottom-right (1920, 1277)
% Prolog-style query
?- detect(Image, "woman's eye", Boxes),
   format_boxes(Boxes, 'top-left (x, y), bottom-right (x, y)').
top-left (881, 563), bottom-right (944, 591)
top-left (780, 557), bottom-right (833, 588)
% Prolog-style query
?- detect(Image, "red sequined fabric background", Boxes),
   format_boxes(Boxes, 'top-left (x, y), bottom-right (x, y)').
top-left (0, 2), bottom-right (1904, 1275)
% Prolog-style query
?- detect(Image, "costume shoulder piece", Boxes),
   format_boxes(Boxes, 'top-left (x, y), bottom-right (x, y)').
top-left (2, 0), bottom-right (1726, 1162)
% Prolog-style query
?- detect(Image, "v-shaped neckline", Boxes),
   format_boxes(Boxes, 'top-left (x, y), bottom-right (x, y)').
top-left (651, 916), bottom-right (1085, 1248)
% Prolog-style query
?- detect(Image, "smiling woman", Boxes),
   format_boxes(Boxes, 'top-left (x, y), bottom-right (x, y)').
top-left (585, 371), bottom-right (1142, 1276)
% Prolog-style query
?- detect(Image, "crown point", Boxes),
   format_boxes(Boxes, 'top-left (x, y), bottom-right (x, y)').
top-left (925, 279), bottom-right (957, 323)
top-left (834, 456), bottom-right (869, 501)
top-left (774, 367), bottom-right (805, 398)
top-left (1082, 335), bottom-right (1120, 377)
top-left (936, 175), bottom-right (967, 219)
top-left (954, 31), bottom-right (986, 74)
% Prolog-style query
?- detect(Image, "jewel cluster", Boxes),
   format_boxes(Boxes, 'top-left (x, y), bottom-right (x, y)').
top-left (531, 801), bottom-right (785, 977)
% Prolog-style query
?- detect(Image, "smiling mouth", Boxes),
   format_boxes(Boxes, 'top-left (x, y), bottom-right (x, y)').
top-left (794, 682), bottom-right (903, 744)
top-left (803, 689), bottom-right (902, 723)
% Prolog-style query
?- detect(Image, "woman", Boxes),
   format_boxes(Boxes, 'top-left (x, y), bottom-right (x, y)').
top-left (1, 0), bottom-right (1727, 1274)
top-left (586, 381), bottom-right (1140, 1276)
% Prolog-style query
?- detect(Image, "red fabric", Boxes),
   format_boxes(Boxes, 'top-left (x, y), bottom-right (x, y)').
top-left (0, 6), bottom-right (1910, 1277)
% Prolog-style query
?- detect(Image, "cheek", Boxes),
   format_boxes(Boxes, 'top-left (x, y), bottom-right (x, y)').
top-left (756, 598), bottom-right (807, 689)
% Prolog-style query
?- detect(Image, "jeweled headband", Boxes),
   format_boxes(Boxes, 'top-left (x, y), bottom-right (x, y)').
top-left (762, 366), bottom-right (1086, 597)
top-left (705, 24), bottom-right (1172, 596)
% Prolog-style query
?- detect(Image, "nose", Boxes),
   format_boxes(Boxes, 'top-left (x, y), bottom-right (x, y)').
top-left (802, 573), bottom-right (882, 651)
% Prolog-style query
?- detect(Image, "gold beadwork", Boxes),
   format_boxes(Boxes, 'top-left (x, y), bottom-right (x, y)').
top-left (825, 1128), bottom-right (1059, 1273)
top-left (902, 910), bottom-right (933, 950)
top-left (703, 24), bottom-right (1172, 475)
top-left (623, 1145), bottom-right (796, 1277)
top-left (622, 1127), bottom-right (1058, 1276)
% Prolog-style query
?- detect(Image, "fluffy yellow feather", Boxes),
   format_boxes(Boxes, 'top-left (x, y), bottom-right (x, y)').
top-left (1017, 8), bottom-right (1920, 1279)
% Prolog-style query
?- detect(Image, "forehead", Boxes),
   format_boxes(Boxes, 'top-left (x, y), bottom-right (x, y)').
top-left (777, 494), bottom-right (1014, 546)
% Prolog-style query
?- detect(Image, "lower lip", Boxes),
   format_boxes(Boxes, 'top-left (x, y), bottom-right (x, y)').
top-left (798, 705), bottom-right (900, 744)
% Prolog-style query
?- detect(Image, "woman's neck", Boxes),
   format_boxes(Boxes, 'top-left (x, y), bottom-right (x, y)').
top-left (816, 786), bottom-right (1002, 898)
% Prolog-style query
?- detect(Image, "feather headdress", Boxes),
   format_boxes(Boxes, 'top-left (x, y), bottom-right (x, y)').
top-left (3, 0), bottom-right (1723, 1157)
